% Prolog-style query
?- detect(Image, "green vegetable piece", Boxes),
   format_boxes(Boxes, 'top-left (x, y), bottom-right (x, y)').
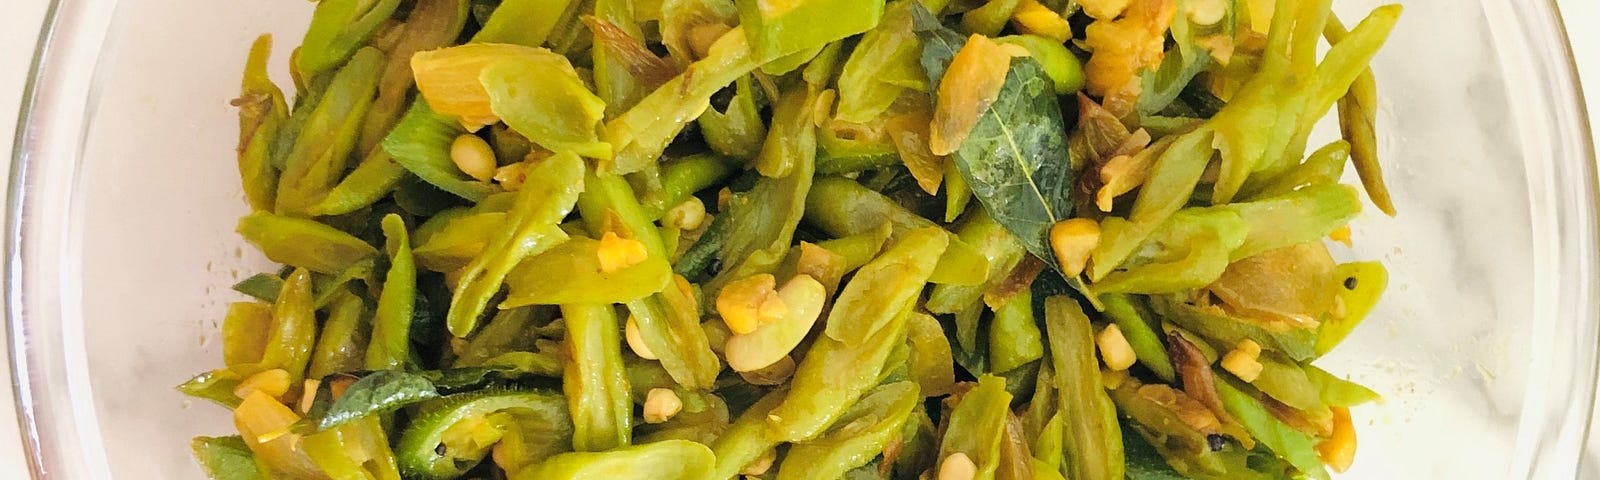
top-left (768, 304), bottom-right (915, 442)
top-left (304, 417), bottom-right (403, 480)
top-left (736, 0), bottom-right (886, 62)
top-left (815, 124), bottom-right (900, 174)
top-left (990, 290), bottom-right (1044, 374)
top-left (604, 26), bottom-right (759, 174)
top-left (358, 0), bottom-right (470, 155)
top-left (382, 101), bottom-right (500, 202)
top-left (813, 222), bottom-right (894, 272)
top-left (1043, 296), bottom-right (1124, 480)
top-left (1089, 129), bottom-right (1217, 281)
top-left (961, 0), bottom-right (1021, 36)
top-left (892, 407), bottom-right (942, 478)
top-left (636, 390), bottom-right (732, 444)
top-left (927, 209), bottom-right (1026, 314)
top-left (319, 371), bottom-right (441, 431)
top-left (308, 291), bottom-right (368, 379)
top-left (761, 42), bottom-right (827, 75)
top-left (177, 369), bottom-right (243, 409)
top-left (473, 0), bottom-right (577, 45)
top-left (1118, 414), bottom-right (1289, 480)
top-left (1304, 365), bottom-right (1381, 407)
top-left (222, 302), bottom-right (273, 368)
top-left (778, 382), bottom-right (921, 480)
top-left (753, 83), bottom-right (817, 178)
top-left (824, 227), bottom-right (948, 343)
top-left (1150, 295), bottom-right (1318, 362)
top-left (478, 351), bottom-right (565, 378)
top-left (1118, 418), bottom-right (1196, 480)
top-left (366, 214), bottom-right (416, 370)
top-left (503, 236), bottom-right (673, 307)
top-left (699, 76), bottom-right (768, 160)
top-left (236, 35), bottom-right (287, 212)
top-left (642, 153), bottom-right (736, 218)
top-left (312, 258), bottom-right (377, 309)
top-left (1242, 140), bottom-right (1349, 200)
top-left (998, 409), bottom-right (1036, 480)
top-left (659, 0), bottom-right (739, 66)
top-left (808, 43), bottom-right (850, 86)
top-left (803, 176), bottom-right (988, 285)
top-left (710, 388), bottom-right (787, 479)
top-left (1216, 377), bottom-right (1330, 480)
top-left (1032, 412), bottom-right (1064, 472)
top-left (577, 172), bottom-right (722, 389)
top-left (397, 389), bottom-right (572, 479)
top-left (306, 150), bottom-right (408, 216)
top-left (191, 436), bottom-right (265, 480)
top-left (1253, 353), bottom-right (1333, 422)
top-left (237, 213), bottom-right (378, 276)
top-left (252, 269), bottom-right (320, 383)
top-left (949, 300), bottom-right (989, 374)
top-left (907, 311), bottom-right (958, 397)
top-left (413, 211), bottom-right (505, 272)
top-left (494, 403), bottom-right (582, 475)
top-left (1329, 13), bottom-right (1394, 215)
top-left (994, 35), bottom-right (1086, 94)
top-left (1136, 1), bottom-right (1216, 116)
top-left (1206, 0), bottom-right (1401, 203)
top-left (1093, 226), bottom-right (1233, 294)
top-left (836, 2), bottom-right (926, 123)
top-left (1225, 184), bottom-right (1362, 260)
top-left (937, 375), bottom-right (1014, 480)
top-left (514, 439), bottom-right (715, 480)
top-left (1101, 294), bottom-right (1175, 382)
top-left (587, 2), bottom-right (666, 116)
top-left (446, 152), bottom-right (584, 337)
top-left (559, 303), bottom-right (632, 451)
top-left (698, 93), bottom-right (815, 300)
top-left (1096, 183), bottom-right (1358, 291)
top-left (1315, 261), bottom-right (1387, 355)
top-left (482, 54), bottom-right (611, 159)
top-left (944, 156), bottom-right (973, 222)
top-left (297, 0), bottom-right (401, 81)
top-left (275, 47), bottom-right (384, 215)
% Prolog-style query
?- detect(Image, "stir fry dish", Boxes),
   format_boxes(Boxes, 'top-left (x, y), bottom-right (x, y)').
top-left (182, 0), bottom-right (1403, 478)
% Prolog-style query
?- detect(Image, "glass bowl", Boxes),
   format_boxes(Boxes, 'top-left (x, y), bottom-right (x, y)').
top-left (7, 0), bottom-right (1597, 478)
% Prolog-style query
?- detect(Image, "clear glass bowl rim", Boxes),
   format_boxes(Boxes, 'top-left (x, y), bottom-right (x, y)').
top-left (5, 0), bottom-right (1598, 478)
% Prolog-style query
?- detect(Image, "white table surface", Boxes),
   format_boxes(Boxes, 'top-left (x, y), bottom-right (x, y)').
top-left (0, 0), bottom-right (1597, 478)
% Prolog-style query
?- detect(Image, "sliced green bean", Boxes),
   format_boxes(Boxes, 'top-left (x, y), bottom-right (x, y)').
top-left (559, 303), bottom-right (632, 451)
top-left (767, 305), bottom-right (914, 442)
top-left (237, 212), bottom-right (378, 274)
top-left (446, 152), bottom-right (584, 337)
top-left (777, 382), bottom-right (920, 480)
top-left (990, 290), bottom-right (1044, 374)
top-left (309, 290), bottom-right (368, 379)
top-left (937, 375), bottom-right (1013, 480)
top-left (514, 439), bottom-right (714, 480)
top-left (366, 214), bottom-right (416, 370)
top-left (275, 47), bottom-right (384, 215)
top-left (1043, 296), bottom-right (1124, 480)
top-left (235, 35), bottom-right (287, 212)
top-left (577, 171), bottom-right (722, 389)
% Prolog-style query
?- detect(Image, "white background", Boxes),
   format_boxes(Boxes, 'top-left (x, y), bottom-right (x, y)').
top-left (0, 0), bottom-right (1596, 478)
